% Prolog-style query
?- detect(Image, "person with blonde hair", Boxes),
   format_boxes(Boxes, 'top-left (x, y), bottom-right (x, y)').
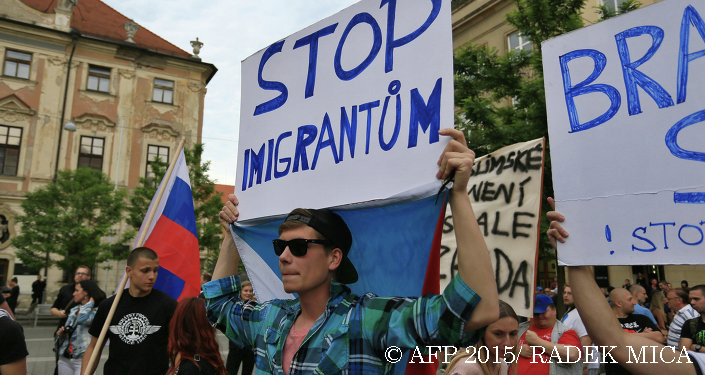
top-left (446, 301), bottom-right (519, 375)
top-left (650, 290), bottom-right (668, 333)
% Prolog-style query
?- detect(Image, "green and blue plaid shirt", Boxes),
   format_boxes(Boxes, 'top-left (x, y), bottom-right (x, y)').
top-left (204, 275), bottom-right (480, 374)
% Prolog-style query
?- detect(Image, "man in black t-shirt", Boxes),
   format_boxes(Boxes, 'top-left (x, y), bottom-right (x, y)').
top-left (51, 265), bottom-right (92, 324)
top-left (606, 288), bottom-right (663, 375)
top-left (0, 293), bottom-right (28, 374)
top-left (82, 247), bottom-right (177, 375)
top-left (680, 285), bottom-right (705, 353)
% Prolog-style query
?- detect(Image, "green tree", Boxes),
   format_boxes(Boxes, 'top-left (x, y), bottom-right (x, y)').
top-left (598, 0), bottom-right (641, 20)
top-left (126, 144), bottom-right (223, 274)
top-left (13, 168), bottom-right (126, 276)
top-left (453, 0), bottom-right (640, 311)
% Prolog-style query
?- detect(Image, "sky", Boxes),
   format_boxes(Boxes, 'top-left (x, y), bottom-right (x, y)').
top-left (103, 0), bottom-right (358, 186)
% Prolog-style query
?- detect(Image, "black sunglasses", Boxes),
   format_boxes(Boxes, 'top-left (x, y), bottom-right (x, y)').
top-left (272, 239), bottom-right (331, 257)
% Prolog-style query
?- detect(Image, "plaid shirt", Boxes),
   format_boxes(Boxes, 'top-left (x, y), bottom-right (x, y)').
top-left (204, 275), bottom-right (480, 374)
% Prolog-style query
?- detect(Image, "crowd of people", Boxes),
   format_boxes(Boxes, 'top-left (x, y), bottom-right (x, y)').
top-left (0, 129), bottom-right (704, 375)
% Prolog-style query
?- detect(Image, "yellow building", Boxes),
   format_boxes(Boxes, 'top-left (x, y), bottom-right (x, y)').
top-left (0, 0), bottom-right (216, 302)
top-left (451, 0), bottom-right (705, 288)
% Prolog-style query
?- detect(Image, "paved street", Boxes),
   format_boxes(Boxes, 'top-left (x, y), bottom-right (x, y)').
top-left (21, 324), bottom-right (232, 375)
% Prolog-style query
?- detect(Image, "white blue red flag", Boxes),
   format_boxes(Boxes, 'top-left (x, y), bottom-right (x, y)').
top-left (135, 148), bottom-right (201, 301)
top-left (232, 185), bottom-right (445, 375)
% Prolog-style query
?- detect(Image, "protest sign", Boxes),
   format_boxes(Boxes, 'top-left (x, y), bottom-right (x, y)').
top-left (236, 0), bottom-right (453, 221)
top-left (542, 0), bottom-right (705, 265)
top-left (439, 138), bottom-right (544, 317)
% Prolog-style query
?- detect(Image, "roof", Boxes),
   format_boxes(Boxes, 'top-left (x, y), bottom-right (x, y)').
top-left (20, 0), bottom-right (192, 58)
top-left (214, 184), bottom-right (234, 205)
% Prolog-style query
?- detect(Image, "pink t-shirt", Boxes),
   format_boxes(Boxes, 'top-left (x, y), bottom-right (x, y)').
top-left (283, 325), bottom-right (308, 375)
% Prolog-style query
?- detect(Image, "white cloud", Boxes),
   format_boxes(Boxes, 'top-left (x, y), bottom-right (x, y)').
top-left (103, 0), bottom-right (357, 185)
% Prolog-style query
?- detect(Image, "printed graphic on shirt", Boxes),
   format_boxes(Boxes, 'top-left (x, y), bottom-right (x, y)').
top-left (109, 313), bottom-right (161, 345)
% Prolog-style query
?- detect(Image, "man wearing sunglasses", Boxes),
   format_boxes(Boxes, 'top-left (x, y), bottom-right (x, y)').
top-left (205, 128), bottom-right (499, 374)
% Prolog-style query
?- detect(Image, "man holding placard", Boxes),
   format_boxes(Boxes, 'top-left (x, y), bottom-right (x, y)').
top-left (205, 128), bottom-right (499, 374)
top-left (81, 247), bottom-right (177, 375)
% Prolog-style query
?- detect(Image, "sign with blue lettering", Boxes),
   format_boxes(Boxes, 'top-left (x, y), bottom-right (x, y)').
top-left (543, 0), bottom-right (705, 265)
top-left (235, 0), bottom-right (453, 221)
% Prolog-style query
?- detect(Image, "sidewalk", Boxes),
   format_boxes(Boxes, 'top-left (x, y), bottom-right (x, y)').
top-left (21, 324), bottom-right (232, 375)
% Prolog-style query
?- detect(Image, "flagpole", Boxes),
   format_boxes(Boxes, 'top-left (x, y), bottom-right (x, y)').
top-left (83, 138), bottom-right (186, 375)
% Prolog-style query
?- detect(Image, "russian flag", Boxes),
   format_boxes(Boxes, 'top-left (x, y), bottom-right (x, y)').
top-left (232, 184), bottom-right (445, 375)
top-left (135, 148), bottom-right (201, 301)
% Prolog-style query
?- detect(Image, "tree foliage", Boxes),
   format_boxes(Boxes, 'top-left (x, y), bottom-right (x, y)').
top-left (13, 168), bottom-right (126, 275)
top-left (597, 0), bottom-right (641, 20)
top-left (126, 144), bottom-right (223, 273)
top-left (454, 0), bottom-right (640, 260)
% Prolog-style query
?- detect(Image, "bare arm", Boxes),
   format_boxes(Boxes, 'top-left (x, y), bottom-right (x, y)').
top-left (212, 194), bottom-right (242, 281)
top-left (636, 329), bottom-right (665, 344)
top-left (438, 129), bottom-right (499, 331)
top-left (0, 358), bottom-right (26, 375)
top-left (547, 200), bottom-right (695, 375)
top-left (50, 307), bottom-right (66, 318)
top-left (80, 336), bottom-right (104, 375)
top-left (525, 330), bottom-right (582, 362)
top-left (680, 337), bottom-right (693, 352)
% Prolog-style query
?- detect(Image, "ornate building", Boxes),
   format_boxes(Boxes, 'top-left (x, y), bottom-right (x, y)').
top-left (0, 0), bottom-right (216, 298)
top-left (451, 0), bottom-right (705, 288)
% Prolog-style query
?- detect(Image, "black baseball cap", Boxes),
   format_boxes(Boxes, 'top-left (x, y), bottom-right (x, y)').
top-left (283, 208), bottom-right (358, 284)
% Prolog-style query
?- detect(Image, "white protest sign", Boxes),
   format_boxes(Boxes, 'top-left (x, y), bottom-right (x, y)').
top-left (542, 0), bottom-right (705, 265)
top-left (236, 0), bottom-right (453, 221)
top-left (440, 138), bottom-right (544, 317)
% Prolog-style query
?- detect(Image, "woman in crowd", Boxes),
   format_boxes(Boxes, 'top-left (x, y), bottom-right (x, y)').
top-left (167, 297), bottom-right (226, 375)
top-left (225, 280), bottom-right (255, 375)
top-left (57, 280), bottom-right (104, 375)
top-left (650, 290), bottom-right (669, 332)
top-left (446, 300), bottom-right (519, 375)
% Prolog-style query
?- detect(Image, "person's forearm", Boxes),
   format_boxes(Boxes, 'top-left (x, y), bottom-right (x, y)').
top-left (81, 343), bottom-right (95, 375)
top-left (531, 338), bottom-right (582, 362)
top-left (636, 331), bottom-right (665, 344)
top-left (0, 359), bottom-right (26, 375)
top-left (568, 267), bottom-right (627, 347)
top-left (50, 307), bottom-right (63, 317)
top-left (452, 189), bottom-right (499, 330)
top-left (212, 227), bottom-right (241, 280)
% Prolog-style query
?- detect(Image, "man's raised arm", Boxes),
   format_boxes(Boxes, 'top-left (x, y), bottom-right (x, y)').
top-left (212, 194), bottom-right (241, 280)
top-left (438, 128), bottom-right (499, 331)
top-left (547, 198), bottom-right (696, 375)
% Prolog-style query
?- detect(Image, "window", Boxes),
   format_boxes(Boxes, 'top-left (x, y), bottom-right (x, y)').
top-left (601, 0), bottom-right (628, 13)
top-left (146, 144), bottom-right (169, 178)
top-left (152, 78), bottom-right (174, 104)
top-left (507, 31), bottom-right (532, 52)
top-left (0, 125), bottom-right (22, 176)
top-left (3, 49), bottom-right (32, 79)
top-left (87, 65), bottom-right (111, 93)
top-left (77, 136), bottom-right (104, 171)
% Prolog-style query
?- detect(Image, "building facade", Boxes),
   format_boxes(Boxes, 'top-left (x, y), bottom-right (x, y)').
top-left (451, 0), bottom-right (705, 288)
top-left (0, 0), bottom-right (216, 301)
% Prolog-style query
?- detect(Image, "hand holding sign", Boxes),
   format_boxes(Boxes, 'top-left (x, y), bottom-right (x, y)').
top-left (236, 0), bottom-right (454, 221)
top-left (542, 0), bottom-right (705, 265)
top-left (437, 128), bottom-right (476, 193)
